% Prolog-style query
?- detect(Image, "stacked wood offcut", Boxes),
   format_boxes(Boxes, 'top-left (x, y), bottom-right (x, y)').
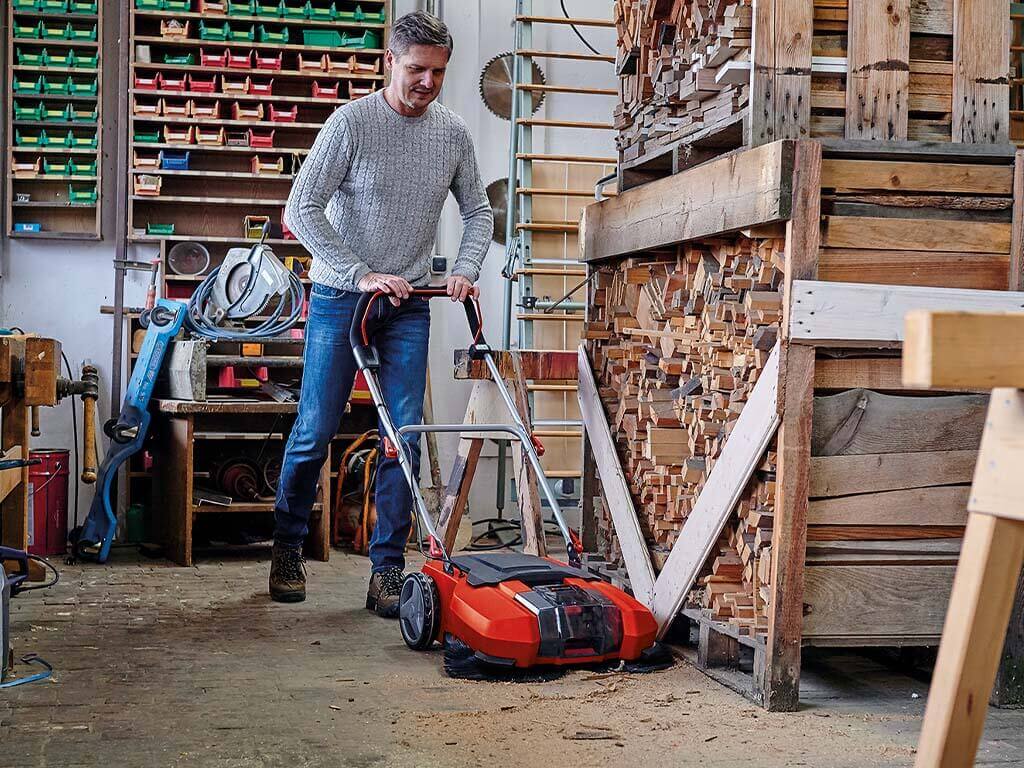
top-left (614, 0), bottom-right (751, 164)
top-left (586, 235), bottom-right (783, 634)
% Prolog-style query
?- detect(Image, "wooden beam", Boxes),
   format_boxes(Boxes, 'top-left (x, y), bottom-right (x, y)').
top-left (23, 337), bottom-right (60, 407)
top-left (0, 445), bottom-right (24, 506)
top-left (789, 280), bottom-right (1024, 346)
top-left (436, 438), bottom-right (483, 554)
top-left (453, 349), bottom-right (578, 381)
top-left (952, 0), bottom-right (1010, 144)
top-left (580, 141), bottom-right (795, 263)
top-left (821, 216), bottom-right (1011, 253)
top-left (577, 345), bottom-right (657, 606)
top-left (845, 0), bottom-right (910, 140)
top-left (813, 356), bottom-right (905, 390)
top-left (808, 486), bottom-right (970, 525)
top-left (750, 0), bottom-right (813, 144)
top-left (651, 343), bottom-right (782, 638)
top-left (818, 249), bottom-right (1011, 290)
top-left (904, 311), bottom-right (1024, 389)
top-left (1012, 151), bottom-right (1024, 290)
top-left (810, 450), bottom-right (978, 496)
top-left (820, 158), bottom-right (1014, 194)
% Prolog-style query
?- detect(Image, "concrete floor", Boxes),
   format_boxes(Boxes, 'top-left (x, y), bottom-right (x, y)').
top-left (3, 550), bottom-right (1024, 768)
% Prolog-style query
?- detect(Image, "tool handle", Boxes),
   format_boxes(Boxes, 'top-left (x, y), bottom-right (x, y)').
top-left (81, 393), bottom-right (97, 484)
top-left (350, 287), bottom-right (485, 353)
top-left (30, 405), bottom-right (40, 437)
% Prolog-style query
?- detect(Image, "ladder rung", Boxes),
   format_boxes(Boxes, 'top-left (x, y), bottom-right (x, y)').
top-left (516, 267), bottom-right (587, 276)
top-left (517, 49), bottom-right (615, 63)
top-left (528, 383), bottom-right (579, 392)
top-left (516, 221), bottom-right (579, 233)
top-left (534, 430), bottom-right (583, 438)
top-left (517, 152), bottom-right (616, 164)
top-left (544, 469), bottom-right (583, 478)
top-left (516, 313), bottom-right (585, 321)
top-left (517, 118), bottom-right (614, 130)
top-left (516, 15), bottom-right (615, 28)
top-left (517, 83), bottom-right (617, 96)
top-left (517, 187), bottom-right (612, 197)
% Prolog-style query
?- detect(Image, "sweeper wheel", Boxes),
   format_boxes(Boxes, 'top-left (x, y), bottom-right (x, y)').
top-left (399, 572), bottom-right (440, 650)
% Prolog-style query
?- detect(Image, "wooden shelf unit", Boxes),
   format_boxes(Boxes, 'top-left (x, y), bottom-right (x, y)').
top-left (127, 0), bottom-right (388, 245)
top-left (7, 2), bottom-right (103, 239)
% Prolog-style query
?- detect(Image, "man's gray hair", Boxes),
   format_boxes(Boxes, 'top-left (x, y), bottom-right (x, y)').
top-left (389, 11), bottom-right (453, 59)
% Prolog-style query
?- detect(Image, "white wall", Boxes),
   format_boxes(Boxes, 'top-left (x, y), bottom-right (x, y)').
top-left (0, 0), bottom-right (616, 538)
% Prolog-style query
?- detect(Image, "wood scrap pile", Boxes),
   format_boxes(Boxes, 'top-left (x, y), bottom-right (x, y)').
top-left (586, 235), bottom-right (783, 634)
top-left (613, 0), bottom-right (751, 164)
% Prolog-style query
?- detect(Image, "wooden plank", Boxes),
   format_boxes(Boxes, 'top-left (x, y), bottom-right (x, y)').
top-left (577, 345), bottom-right (657, 606)
top-left (1011, 151), bottom-right (1024, 290)
top-left (764, 342), bottom-right (814, 711)
top-left (821, 216), bottom-right (1011, 253)
top-left (158, 415), bottom-right (193, 567)
top-left (651, 344), bottom-right (781, 638)
top-left (812, 389), bottom-right (987, 455)
top-left (818, 249), bottom-right (1010, 290)
top-left (1, 404), bottom-right (29, 551)
top-left (808, 485), bottom-right (970, 525)
top-left (0, 445), bottom-right (24, 506)
top-left (750, 0), bottom-right (813, 144)
top-left (845, 0), bottom-right (910, 140)
top-left (436, 438), bottom-right (483, 554)
top-left (952, 0), bottom-right (1010, 143)
top-left (453, 349), bottom-right (577, 381)
top-left (810, 450), bottom-right (978, 496)
top-left (813, 356), bottom-right (905, 390)
top-left (820, 158), bottom-right (1013, 194)
top-left (967, 388), bottom-right (1024, 524)
top-left (788, 280), bottom-right (1024, 346)
top-left (819, 137), bottom-right (1016, 163)
top-left (914, 514), bottom-right (1024, 767)
top-left (782, 140), bottom-right (823, 338)
top-left (580, 141), bottom-right (795, 263)
top-left (904, 311), bottom-right (1024, 389)
top-left (808, 524), bottom-right (966, 540)
top-left (802, 564), bottom-right (956, 637)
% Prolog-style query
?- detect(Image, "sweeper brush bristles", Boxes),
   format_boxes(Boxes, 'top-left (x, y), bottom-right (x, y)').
top-left (442, 635), bottom-right (566, 682)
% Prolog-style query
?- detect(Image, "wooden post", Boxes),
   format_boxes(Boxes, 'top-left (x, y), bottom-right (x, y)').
top-left (580, 433), bottom-right (599, 553)
top-left (952, 0), bottom-right (1010, 144)
top-left (1009, 151), bottom-right (1024, 291)
top-left (764, 139), bottom-right (821, 711)
top-left (750, 0), bottom-right (813, 145)
top-left (844, 0), bottom-right (910, 141)
top-left (509, 352), bottom-right (546, 557)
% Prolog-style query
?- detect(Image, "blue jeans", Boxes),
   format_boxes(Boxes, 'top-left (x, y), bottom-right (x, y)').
top-left (273, 283), bottom-right (430, 572)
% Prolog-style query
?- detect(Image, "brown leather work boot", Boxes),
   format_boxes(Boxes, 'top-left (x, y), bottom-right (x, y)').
top-left (269, 543), bottom-right (306, 603)
top-left (365, 566), bottom-right (403, 618)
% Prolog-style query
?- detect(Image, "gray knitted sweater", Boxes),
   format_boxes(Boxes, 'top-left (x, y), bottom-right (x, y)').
top-left (284, 90), bottom-right (493, 292)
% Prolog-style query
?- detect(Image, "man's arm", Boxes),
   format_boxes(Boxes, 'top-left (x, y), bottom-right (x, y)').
top-left (284, 111), bottom-right (373, 291)
top-left (448, 130), bottom-right (494, 286)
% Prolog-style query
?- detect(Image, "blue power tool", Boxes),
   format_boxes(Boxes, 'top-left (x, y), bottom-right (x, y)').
top-left (71, 300), bottom-right (186, 563)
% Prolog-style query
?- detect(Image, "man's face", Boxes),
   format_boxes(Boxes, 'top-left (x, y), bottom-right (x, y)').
top-left (385, 44), bottom-right (450, 112)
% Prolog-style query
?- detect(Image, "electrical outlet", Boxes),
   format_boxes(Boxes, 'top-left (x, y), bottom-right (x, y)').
top-left (430, 256), bottom-right (447, 275)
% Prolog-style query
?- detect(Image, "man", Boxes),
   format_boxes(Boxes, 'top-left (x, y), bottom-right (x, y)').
top-left (270, 11), bottom-right (492, 615)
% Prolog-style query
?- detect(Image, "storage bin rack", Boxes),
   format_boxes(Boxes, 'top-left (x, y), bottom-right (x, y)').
top-left (124, 0), bottom-right (388, 549)
top-left (7, 0), bottom-right (103, 237)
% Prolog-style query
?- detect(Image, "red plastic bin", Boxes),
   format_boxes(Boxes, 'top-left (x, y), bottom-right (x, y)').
top-left (247, 128), bottom-right (275, 148)
top-left (255, 52), bottom-right (282, 71)
top-left (227, 50), bottom-right (253, 69)
top-left (249, 78), bottom-right (273, 96)
top-left (200, 48), bottom-right (229, 68)
top-left (269, 104), bottom-right (297, 122)
top-left (189, 74), bottom-right (218, 93)
top-left (311, 81), bottom-right (338, 99)
top-left (162, 73), bottom-right (188, 92)
top-left (135, 72), bottom-right (161, 90)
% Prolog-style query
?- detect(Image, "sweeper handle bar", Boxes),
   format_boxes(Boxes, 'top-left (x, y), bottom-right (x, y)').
top-left (348, 287), bottom-right (582, 568)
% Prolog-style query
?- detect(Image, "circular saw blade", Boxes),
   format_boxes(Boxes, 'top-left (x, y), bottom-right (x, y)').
top-left (479, 52), bottom-right (546, 120)
top-left (486, 178), bottom-right (509, 245)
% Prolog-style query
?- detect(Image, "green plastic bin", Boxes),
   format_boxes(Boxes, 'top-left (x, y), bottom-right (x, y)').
top-left (16, 130), bottom-right (46, 146)
top-left (44, 130), bottom-right (73, 147)
top-left (147, 223), bottom-right (175, 235)
top-left (68, 77), bottom-right (98, 96)
top-left (69, 158), bottom-right (97, 176)
top-left (69, 131), bottom-right (97, 149)
top-left (68, 184), bottom-right (98, 204)
top-left (302, 29), bottom-right (341, 47)
top-left (280, 0), bottom-right (305, 17)
top-left (199, 20), bottom-right (230, 40)
top-left (17, 48), bottom-right (46, 67)
top-left (341, 29), bottom-right (380, 49)
top-left (14, 21), bottom-right (43, 39)
top-left (227, 0), bottom-right (254, 14)
top-left (70, 0), bottom-right (99, 12)
top-left (14, 101), bottom-right (44, 121)
top-left (43, 49), bottom-right (72, 67)
top-left (258, 24), bottom-right (288, 43)
top-left (134, 130), bottom-right (161, 143)
top-left (13, 76), bottom-right (44, 95)
top-left (70, 106), bottom-right (98, 122)
top-left (227, 23), bottom-right (255, 41)
top-left (164, 0), bottom-right (191, 9)
top-left (13, 0), bottom-right (40, 10)
top-left (42, 76), bottom-right (71, 95)
top-left (72, 50), bottom-right (99, 68)
top-left (43, 104), bottom-right (72, 122)
top-left (43, 158), bottom-right (70, 175)
top-left (41, 22), bottom-right (71, 39)
top-left (164, 52), bottom-right (195, 65)
top-left (134, 0), bottom-right (164, 8)
top-left (255, 0), bottom-right (282, 16)
top-left (68, 24), bottom-right (98, 41)
top-left (39, 0), bottom-right (69, 12)
top-left (305, 1), bottom-right (333, 20)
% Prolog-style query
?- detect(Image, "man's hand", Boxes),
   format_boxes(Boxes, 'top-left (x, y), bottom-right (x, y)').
top-left (357, 272), bottom-right (413, 306)
top-left (446, 275), bottom-right (478, 303)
